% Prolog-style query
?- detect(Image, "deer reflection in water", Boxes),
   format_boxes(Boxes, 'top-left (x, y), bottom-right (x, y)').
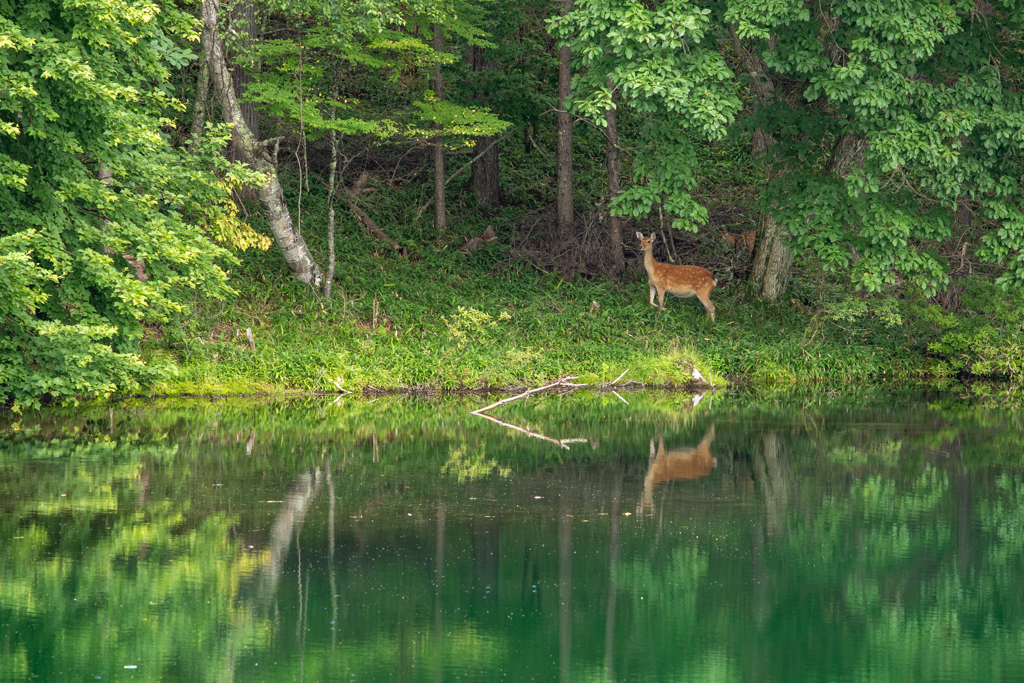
top-left (637, 426), bottom-right (716, 515)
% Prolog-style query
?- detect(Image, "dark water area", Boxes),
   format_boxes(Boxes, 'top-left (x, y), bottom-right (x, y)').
top-left (1, 390), bottom-right (1023, 682)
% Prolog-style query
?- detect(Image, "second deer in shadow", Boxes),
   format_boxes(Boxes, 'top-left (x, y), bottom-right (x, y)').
top-left (720, 230), bottom-right (756, 254)
top-left (637, 232), bottom-right (716, 321)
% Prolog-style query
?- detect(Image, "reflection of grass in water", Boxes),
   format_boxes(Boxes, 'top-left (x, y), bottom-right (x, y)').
top-left (0, 391), bottom-right (715, 477)
top-left (823, 440), bottom-right (904, 469)
top-left (443, 443), bottom-right (512, 482)
top-left (825, 445), bottom-right (869, 466)
top-left (332, 623), bottom-right (505, 675)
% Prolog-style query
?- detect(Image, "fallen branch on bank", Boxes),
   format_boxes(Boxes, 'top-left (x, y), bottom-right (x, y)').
top-left (344, 191), bottom-right (406, 256)
top-left (343, 173), bottom-right (406, 256)
top-left (471, 376), bottom-right (583, 415)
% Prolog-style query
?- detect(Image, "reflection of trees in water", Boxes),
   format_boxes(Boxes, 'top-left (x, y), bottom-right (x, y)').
top-left (217, 468), bottom-right (324, 682)
top-left (7, 408), bottom-right (1024, 683)
top-left (293, 446), bottom-right (1023, 683)
top-left (434, 502), bottom-right (445, 683)
top-left (745, 462), bottom-right (1024, 682)
top-left (559, 495), bottom-right (573, 683)
top-left (751, 432), bottom-right (796, 538)
top-left (729, 425), bottom-right (1022, 682)
top-left (328, 462), bottom-right (338, 658)
top-left (951, 434), bottom-right (972, 578)
top-left (747, 430), bottom-right (798, 678)
top-left (255, 470), bottom-right (324, 603)
top-left (604, 464), bottom-right (622, 683)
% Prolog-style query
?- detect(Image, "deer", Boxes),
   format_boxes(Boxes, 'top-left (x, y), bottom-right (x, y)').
top-left (637, 427), bottom-right (717, 515)
top-left (720, 230), bottom-right (756, 253)
top-left (636, 232), bottom-right (716, 322)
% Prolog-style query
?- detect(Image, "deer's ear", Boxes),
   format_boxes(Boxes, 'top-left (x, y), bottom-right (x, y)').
top-left (635, 231), bottom-right (643, 240)
top-left (651, 233), bottom-right (657, 243)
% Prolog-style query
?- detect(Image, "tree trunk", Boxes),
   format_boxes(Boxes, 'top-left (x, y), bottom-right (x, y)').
top-left (749, 134), bottom-right (863, 301)
top-left (605, 81), bottom-right (624, 274)
top-left (467, 44), bottom-right (501, 208)
top-left (201, 0), bottom-right (323, 287)
top-left (433, 25), bottom-right (446, 232)
top-left (344, 177), bottom-right (406, 256)
top-left (823, 132), bottom-right (867, 177)
top-left (750, 213), bottom-right (794, 301)
top-left (97, 163), bottom-right (148, 281)
top-left (229, 0), bottom-right (260, 155)
top-left (728, 24), bottom-right (776, 106)
top-left (955, 135), bottom-right (972, 236)
top-left (730, 25), bottom-right (792, 301)
top-left (470, 135), bottom-right (501, 208)
top-left (556, 0), bottom-right (574, 242)
top-left (324, 64), bottom-right (338, 301)
top-left (190, 42), bottom-right (210, 152)
top-left (752, 128), bottom-right (771, 156)
top-left (956, 196), bottom-right (972, 232)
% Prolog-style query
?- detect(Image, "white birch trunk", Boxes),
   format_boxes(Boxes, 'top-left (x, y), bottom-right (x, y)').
top-left (201, 0), bottom-right (323, 287)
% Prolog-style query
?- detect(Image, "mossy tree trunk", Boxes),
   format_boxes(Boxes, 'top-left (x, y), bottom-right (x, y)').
top-left (750, 214), bottom-right (794, 301)
top-left (189, 35), bottom-right (210, 152)
top-left (324, 61), bottom-right (339, 300)
top-left (729, 24), bottom-right (791, 301)
top-left (733, 25), bottom-right (866, 302)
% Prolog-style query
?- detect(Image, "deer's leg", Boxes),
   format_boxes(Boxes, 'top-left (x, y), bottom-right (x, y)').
top-left (697, 292), bottom-right (715, 322)
top-left (649, 284), bottom-right (657, 307)
top-left (657, 289), bottom-right (667, 311)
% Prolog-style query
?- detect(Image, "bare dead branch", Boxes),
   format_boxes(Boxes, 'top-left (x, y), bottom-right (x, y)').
top-left (343, 189), bottom-right (407, 257)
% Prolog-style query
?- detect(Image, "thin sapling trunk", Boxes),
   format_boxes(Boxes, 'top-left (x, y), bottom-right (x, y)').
top-left (433, 25), bottom-right (446, 232)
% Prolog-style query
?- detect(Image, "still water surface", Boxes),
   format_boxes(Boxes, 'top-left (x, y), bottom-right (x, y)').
top-left (1, 391), bottom-right (1023, 682)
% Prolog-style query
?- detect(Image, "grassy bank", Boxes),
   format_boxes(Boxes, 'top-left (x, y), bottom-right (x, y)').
top-left (147, 226), bottom-right (931, 396)
top-left (144, 128), bottom-right (1023, 396)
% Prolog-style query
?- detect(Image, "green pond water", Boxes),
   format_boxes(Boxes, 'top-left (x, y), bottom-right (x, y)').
top-left (1, 390), bottom-right (1024, 683)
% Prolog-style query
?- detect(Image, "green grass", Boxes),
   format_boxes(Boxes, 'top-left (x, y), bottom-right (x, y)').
top-left (148, 221), bottom-right (929, 395)
top-left (143, 124), bottom-right (1015, 396)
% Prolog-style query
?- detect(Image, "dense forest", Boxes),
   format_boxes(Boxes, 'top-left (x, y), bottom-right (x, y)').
top-left (2, 0), bottom-right (1024, 407)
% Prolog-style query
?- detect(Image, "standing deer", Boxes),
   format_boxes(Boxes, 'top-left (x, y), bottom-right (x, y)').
top-left (636, 232), bottom-right (716, 321)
